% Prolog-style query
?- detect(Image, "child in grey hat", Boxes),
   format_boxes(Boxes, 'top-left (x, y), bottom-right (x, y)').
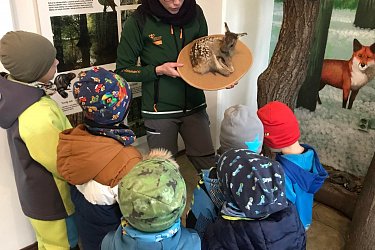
top-left (186, 104), bottom-right (264, 238)
top-left (0, 31), bottom-right (78, 249)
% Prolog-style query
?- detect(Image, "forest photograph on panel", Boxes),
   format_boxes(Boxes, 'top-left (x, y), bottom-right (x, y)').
top-left (120, 0), bottom-right (141, 5)
top-left (51, 12), bottom-right (118, 72)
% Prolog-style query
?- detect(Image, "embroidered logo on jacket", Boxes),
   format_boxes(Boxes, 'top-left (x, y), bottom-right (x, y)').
top-left (149, 33), bottom-right (163, 45)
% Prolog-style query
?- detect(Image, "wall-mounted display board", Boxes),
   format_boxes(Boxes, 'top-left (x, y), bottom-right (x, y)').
top-left (36, 0), bottom-right (146, 137)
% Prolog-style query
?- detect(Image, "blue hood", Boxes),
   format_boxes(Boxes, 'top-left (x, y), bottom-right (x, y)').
top-left (276, 144), bottom-right (328, 194)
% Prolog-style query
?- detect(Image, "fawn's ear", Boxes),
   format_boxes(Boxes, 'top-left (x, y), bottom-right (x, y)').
top-left (237, 32), bottom-right (248, 38)
top-left (224, 22), bottom-right (230, 33)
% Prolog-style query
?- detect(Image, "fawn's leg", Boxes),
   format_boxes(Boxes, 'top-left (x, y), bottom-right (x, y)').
top-left (223, 57), bottom-right (234, 73)
top-left (214, 56), bottom-right (231, 76)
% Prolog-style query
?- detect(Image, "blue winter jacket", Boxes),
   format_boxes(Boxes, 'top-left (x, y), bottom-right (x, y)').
top-left (202, 203), bottom-right (306, 250)
top-left (101, 223), bottom-right (201, 250)
top-left (186, 168), bottom-right (225, 238)
top-left (276, 144), bottom-right (328, 230)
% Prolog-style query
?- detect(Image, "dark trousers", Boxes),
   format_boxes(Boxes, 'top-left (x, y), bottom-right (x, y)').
top-left (144, 109), bottom-right (215, 172)
top-left (70, 186), bottom-right (122, 250)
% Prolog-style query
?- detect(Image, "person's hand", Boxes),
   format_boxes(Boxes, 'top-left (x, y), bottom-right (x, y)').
top-left (226, 81), bottom-right (239, 89)
top-left (156, 62), bottom-right (184, 78)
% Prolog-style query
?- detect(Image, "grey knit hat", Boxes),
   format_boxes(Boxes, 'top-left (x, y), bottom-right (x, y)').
top-left (0, 31), bottom-right (56, 83)
top-left (219, 104), bottom-right (264, 154)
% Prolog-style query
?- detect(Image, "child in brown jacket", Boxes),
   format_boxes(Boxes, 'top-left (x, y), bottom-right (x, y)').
top-left (57, 67), bottom-right (142, 250)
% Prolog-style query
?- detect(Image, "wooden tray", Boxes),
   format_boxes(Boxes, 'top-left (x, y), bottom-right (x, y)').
top-left (177, 34), bottom-right (253, 91)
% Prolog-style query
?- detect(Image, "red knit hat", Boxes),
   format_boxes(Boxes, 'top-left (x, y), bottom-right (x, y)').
top-left (257, 101), bottom-right (300, 149)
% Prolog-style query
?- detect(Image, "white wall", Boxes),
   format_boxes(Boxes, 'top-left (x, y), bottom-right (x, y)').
top-left (198, 0), bottom-right (274, 150)
top-left (0, 132), bottom-right (36, 249)
top-left (219, 0), bottom-right (274, 113)
top-left (1, 0), bottom-right (274, 248)
top-left (212, 0), bottom-right (274, 148)
top-left (197, 0), bottom-right (223, 149)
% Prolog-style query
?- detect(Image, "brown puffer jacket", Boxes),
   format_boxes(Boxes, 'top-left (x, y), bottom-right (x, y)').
top-left (57, 124), bottom-right (142, 187)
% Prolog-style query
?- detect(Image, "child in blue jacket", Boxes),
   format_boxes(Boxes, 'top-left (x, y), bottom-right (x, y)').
top-left (101, 149), bottom-right (201, 250)
top-left (257, 101), bottom-right (328, 230)
top-left (186, 104), bottom-right (264, 237)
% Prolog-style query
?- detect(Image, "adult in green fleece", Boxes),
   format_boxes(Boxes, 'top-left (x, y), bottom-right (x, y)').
top-left (0, 31), bottom-right (78, 250)
top-left (116, 0), bottom-right (215, 172)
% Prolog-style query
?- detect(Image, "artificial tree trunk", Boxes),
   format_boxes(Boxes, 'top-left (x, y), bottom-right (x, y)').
top-left (345, 153), bottom-right (375, 250)
top-left (257, 0), bottom-right (320, 109)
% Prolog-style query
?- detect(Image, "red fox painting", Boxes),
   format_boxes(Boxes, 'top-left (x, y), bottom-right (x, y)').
top-left (318, 39), bottom-right (375, 109)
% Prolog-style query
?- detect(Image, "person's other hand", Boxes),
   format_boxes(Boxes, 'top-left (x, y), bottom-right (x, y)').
top-left (226, 81), bottom-right (238, 89)
top-left (156, 62), bottom-right (184, 78)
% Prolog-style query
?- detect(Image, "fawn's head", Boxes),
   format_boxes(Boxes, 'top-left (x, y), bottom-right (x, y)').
top-left (221, 22), bottom-right (247, 54)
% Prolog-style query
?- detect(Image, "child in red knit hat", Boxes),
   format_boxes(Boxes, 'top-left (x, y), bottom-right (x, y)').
top-left (257, 101), bottom-right (328, 230)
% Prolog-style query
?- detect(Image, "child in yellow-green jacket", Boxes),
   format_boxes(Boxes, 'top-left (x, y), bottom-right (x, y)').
top-left (0, 31), bottom-right (78, 250)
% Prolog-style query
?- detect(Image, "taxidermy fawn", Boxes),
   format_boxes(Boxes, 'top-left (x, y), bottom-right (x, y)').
top-left (318, 39), bottom-right (375, 109)
top-left (190, 22), bottom-right (247, 76)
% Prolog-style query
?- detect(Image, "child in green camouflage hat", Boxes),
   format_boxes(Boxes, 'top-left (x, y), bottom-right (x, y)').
top-left (101, 148), bottom-right (201, 249)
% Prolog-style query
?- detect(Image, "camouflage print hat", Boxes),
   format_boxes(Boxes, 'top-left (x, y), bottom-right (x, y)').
top-left (118, 148), bottom-right (186, 232)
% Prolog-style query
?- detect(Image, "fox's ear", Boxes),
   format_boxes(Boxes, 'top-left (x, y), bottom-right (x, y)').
top-left (353, 39), bottom-right (362, 52)
top-left (370, 42), bottom-right (375, 54)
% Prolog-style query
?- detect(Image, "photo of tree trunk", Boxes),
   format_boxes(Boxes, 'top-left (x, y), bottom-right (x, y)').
top-left (51, 11), bottom-right (118, 72)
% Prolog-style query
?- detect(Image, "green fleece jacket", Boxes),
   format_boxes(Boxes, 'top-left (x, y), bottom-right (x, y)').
top-left (116, 5), bottom-right (208, 119)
